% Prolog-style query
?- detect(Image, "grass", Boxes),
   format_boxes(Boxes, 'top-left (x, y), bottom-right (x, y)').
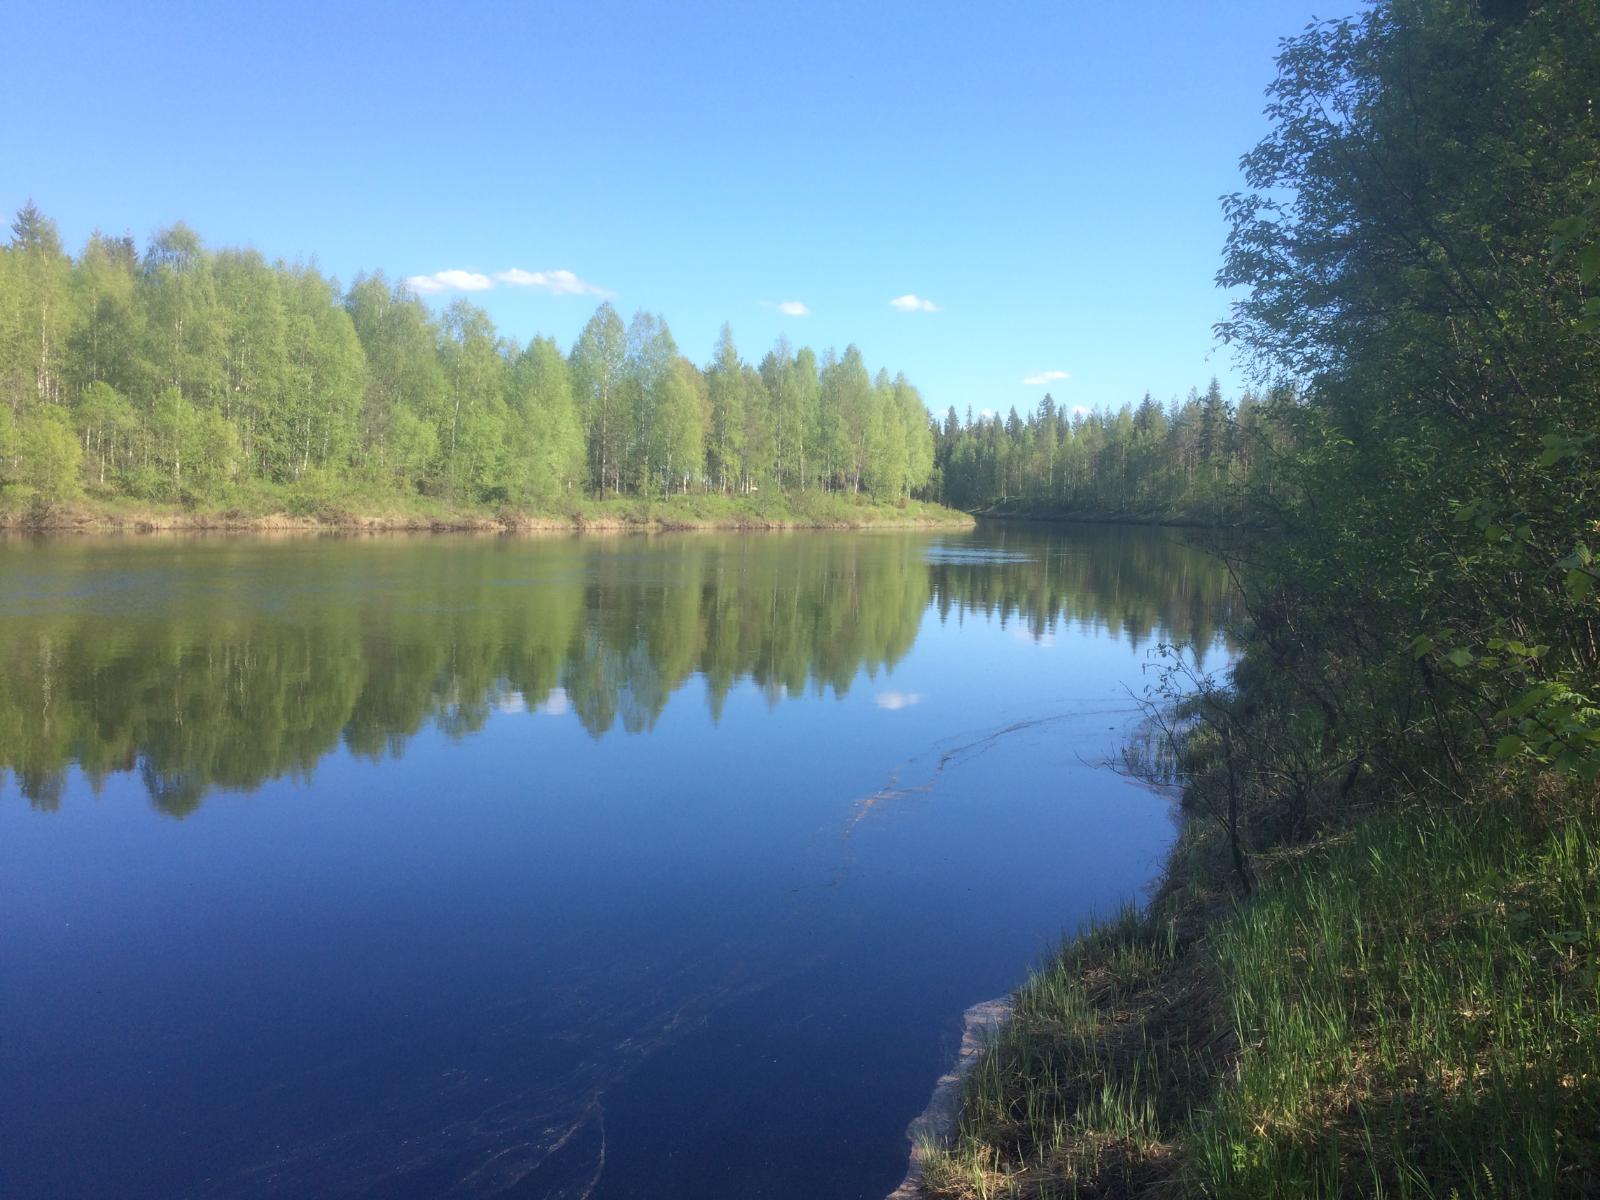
top-left (920, 787), bottom-right (1600, 1198)
top-left (0, 484), bottom-right (975, 533)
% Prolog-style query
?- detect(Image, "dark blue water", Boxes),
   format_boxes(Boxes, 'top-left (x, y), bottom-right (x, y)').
top-left (0, 524), bottom-right (1233, 1199)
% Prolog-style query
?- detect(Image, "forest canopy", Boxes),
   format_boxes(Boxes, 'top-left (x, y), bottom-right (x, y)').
top-left (0, 212), bottom-right (941, 512)
top-left (0, 207), bottom-right (1272, 521)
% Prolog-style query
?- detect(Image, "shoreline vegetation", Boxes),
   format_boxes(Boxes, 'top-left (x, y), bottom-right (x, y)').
top-left (914, 738), bottom-right (1600, 1197)
top-left (909, 2), bottom-right (1600, 1197)
top-left (971, 504), bottom-right (1265, 531)
top-left (0, 493), bottom-right (975, 534)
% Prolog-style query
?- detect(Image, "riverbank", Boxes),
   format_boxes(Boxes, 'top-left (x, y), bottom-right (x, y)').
top-left (910, 757), bottom-right (1600, 1196)
top-left (972, 502), bottom-right (1262, 531)
top-left (0, 493), bottom-right (976, 534)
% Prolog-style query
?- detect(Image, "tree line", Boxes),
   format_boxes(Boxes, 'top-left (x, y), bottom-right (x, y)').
top-left (2, 203), bottom-right (1301, 523)
top-left (933, 380), bottom-right (1290, 522)
top-left (0, 211), bottom-right (937, 510)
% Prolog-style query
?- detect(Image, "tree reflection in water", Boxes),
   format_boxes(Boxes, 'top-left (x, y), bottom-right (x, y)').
top-left (0, 525), bottom-right (1237, 816)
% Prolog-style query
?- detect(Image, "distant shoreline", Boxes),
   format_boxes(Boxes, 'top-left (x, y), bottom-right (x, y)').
top-left (0, 497), bottom-right (977, 536)
top-left (971, 508), bottom-right (1268, 532)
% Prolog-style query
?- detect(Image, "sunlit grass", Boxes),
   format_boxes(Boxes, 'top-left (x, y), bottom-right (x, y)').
top-left (0, 484), bottom-right (975, 532)
top-left (921, 794), bottom-right (1600, 1198)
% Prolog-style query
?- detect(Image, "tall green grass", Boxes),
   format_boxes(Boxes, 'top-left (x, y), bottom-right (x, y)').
top-left (1196, 799), bottom-right (1600, 1197)
top-left (922, 796), bottom-right (1600, 1198)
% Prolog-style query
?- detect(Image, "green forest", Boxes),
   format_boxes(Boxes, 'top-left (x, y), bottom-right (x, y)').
top-left (922, 1), bottom-right (1600, 1197)
top-left (934, 379), bottom-right (1284, 522)
top-left (0, 201), bottom-right (1283, 526)
top-left (0, 210), bottom-right (947, 517)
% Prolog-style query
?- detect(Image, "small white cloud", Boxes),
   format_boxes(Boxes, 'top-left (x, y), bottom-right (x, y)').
top-left (889, 293), bottom-right (940, 313)
top-left (875, 690), bottom-right (924, 711)
top-left (978, 408), bottom-right (995, 421)
top-left (1022, 370), bottom-right (1071, 387)
top-left (403, 268), bottom-right (494, 295)
top-left (496, 267), bottom-right (612, 298)
top-left (776, 300), bottom-right (811, 317)
top-left (533, 687), bottom-right (569, 716)
top-left (1009, 625), bottom-right (1056, 647)
top-left (1071, 405), bottom-right (1092, 416)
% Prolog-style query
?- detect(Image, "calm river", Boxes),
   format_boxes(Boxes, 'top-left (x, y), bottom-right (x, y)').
top-left (0, 523), bottom-right (1233, 1199)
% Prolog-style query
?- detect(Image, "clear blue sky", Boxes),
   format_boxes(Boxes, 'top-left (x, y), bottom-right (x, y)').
top-left (3, 0), bottom-right (1330, 419)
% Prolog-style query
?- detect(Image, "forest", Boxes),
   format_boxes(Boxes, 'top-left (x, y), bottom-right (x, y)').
top-left (0, 203), bottom-right (1279, 524)
top-left (934, 380), bottom-right (1285, 522)
top-left (0, 211), bottom-right (942, 515)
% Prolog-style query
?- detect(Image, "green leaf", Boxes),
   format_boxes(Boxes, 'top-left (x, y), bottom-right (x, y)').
top-left (1558, 544), bottom-right (1592, 570)
top-left (1495, 735), bottom-right (1525, 760)
top-left (1537, 433), bottom-right (1588, 468)
top-left (1446, 647), bottom-right (1474, 669)
top-left (1411, 634), bottom-right (1435, 659)
top-left (1498, 683), bottom-right (1560, 719)
top-left (1581, 243), bottom-right (1600, 286)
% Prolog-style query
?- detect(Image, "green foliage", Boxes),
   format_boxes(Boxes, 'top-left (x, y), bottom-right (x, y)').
top-left (1211, 0), bottom-right (1600, 788)
top-left (0, 213), bottom-right (949, 516)
top-left (505, 336), bottom-right (585, 504)
top-left (13, 406), bottom-right (82, 501)
top-left (935, 381), bottom-right (1288, 521)
top-left (569, 301), bottom-right (628, 495)
top-left (649, 359), bottom-right (704, 495)
top-left (925, 3), bottom-right (1600, 1196)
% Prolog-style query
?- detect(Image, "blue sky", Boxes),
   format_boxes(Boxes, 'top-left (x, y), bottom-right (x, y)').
top-left (4, 0), bottom-right (1329, 419)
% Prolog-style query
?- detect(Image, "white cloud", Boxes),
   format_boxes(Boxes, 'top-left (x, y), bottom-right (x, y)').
top-left (776, 300), bottom-right (811, 317)
top-left (1009, 624), bottom-right (1056, 647)
top-left (496, 267), bottom-right (612, 298)
top-left (1022, 370), bottom-right (1071, 387)
top-left (401, 267), bottom-right (611, 299)
top-left (889, 293), bottom-right (940, 313)
top-left (403, 268), bottom-right (493, 295)
top-left (978, 408), bottom-right (995, 421)
top-left (1071, 405), bottom-right (1092, 416)
top-left (875, 690), bottom-right (924, 711)
top-left (533, 688), bottom-right (569, 716)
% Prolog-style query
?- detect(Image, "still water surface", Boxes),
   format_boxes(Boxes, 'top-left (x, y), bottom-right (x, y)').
top-left (0, 523), bottom-right (1233, 1199)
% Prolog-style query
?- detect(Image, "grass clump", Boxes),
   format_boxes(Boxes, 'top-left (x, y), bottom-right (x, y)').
top-left (920, 904), bottom-right (1209, 1198)
top-left (1197, 794), bottom-right (1600, 1198)
top-left (920, 789), bottom-right (1600, 1199)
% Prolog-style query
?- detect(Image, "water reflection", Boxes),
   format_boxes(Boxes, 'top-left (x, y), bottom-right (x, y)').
top-left (0, 523), bottom-right (1239, 1200)
top-left (0, 525), bottom-right (1234, 816)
